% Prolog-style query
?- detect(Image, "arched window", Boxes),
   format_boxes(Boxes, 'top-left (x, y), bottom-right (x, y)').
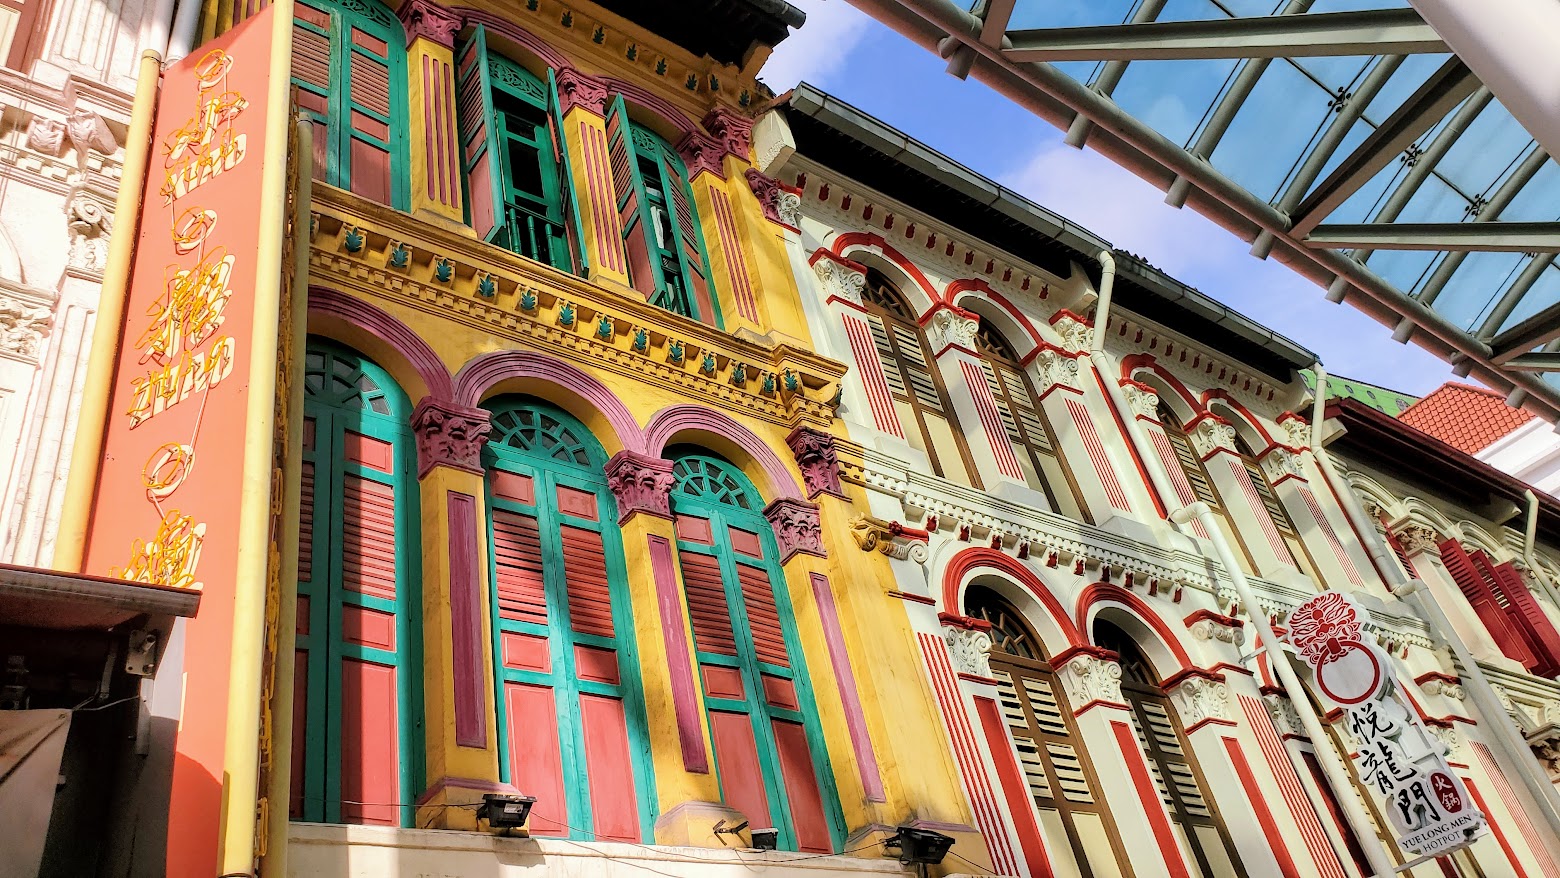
top-left (1232, 434), bottom-right (1318, 574)
top-left (292, 340), bottom-right (422, 827)
top-left (1093, 621), bottom-right (1243, 877)
top-left (1159, 404), bottom-right (1257, 573)
top-left (974, 319), bottom-right (1086, 519)
top-left (860, 270), bottom-right (977, 485)
top-left (605, 98), bottom-right (719, 324)
top-left (292, 0), bottom-right (409, 208)
top-left (967, 585), bottom-right (1130, 878)
top-left (670, 449), bottom-right (844, 852)
top-left (455, 27), bottom-right (584, 273)
top-left (483, 398), bottom-right (655, 841)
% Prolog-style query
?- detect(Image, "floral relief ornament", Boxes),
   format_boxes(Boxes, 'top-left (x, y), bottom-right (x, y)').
top-left (1168, 676), bottom-right (1231, 727)
top-left (944, 625), bottom-right (994, 678)
top-left (1060, 653), bottom-right (1123, 707)
top-left (786, 426), bottom-right (844, 498)
top-left (411, 401), bottom-right (491, 477)
top-left (26, 117), bottom-right (66, 156)
top-left (0, 295), bottom-right (53, 359)
top-left (764, 498), bottom-right (826, 561)
top-left (812, 254), bottom-right (866, 306)
top-left (930, 308), bottom-right (979, 351)
top-left (604, 451), bottom-right (675, 521)
top-left (555, 67), bottom-right (608, 116)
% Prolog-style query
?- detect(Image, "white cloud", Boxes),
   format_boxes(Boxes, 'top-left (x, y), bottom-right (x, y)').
top-left (759, 0), bottom-right (873, 91)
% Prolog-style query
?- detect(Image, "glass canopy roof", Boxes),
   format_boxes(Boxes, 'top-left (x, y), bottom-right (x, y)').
top-left (850, 0), bottom-right (1560, 419)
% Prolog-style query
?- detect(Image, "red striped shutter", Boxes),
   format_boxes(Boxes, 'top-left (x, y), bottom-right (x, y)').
top-left (1383, 524), bottom-right (1417, 577)
top-left (492, 508), bottom-right (548, 626)
top-left (664, 158), bottom-right (716, 321)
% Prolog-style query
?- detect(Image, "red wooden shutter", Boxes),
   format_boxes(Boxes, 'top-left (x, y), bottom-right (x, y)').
top-left (298, 461), bottom-right (315, 581)
top-left (561, 524), bottom-right (614, 637)
top-left (1438, 540), bottom-right (1537, 669)
top-left (606, 98), bottom-right (660, 300)
top-left (679, 550), bottom-right (737, 656)
top-left (492, 508), bottom-right (548, 626)
top-left (1481, 556), bottom-right (1560, 677)
top-left (341, 474), bottom-right (396, 600)
top-left (736, 564), bottom-right (788, 668)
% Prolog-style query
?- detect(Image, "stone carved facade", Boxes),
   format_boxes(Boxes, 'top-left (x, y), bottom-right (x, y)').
top-left (1188, 416), bottom-right (1239, 458)
top-left (1059, 652), bottom-right (1123, 709)
top-left (604, 451), bottom-right (676, 522)
top-left (1395, 524), bottom-right (1443, 557)
top-left (786, 426), bottom-right (844, 499)
top-left (1119, 381), bottom-right (1160, 419)
top-left (811, 252), bottom-right (866, 306)
top-left (677, 132), bottom-right (725, 180)
top-left (764, 497), bottom-right (825, 561)
top-left (1259, 447), bottom-right (1302, 485)
top-left (1050, 311), bottom-right (1092, 355)
top-left (1264, 694), bottom-right (1307, 739)
top-left (411, 401), bottom-right (491, 477)
top-left (66, 191), bottom-right (113, 271)
top-left (745, 169), bottom-right (800, 227)
top-left (396, 0), bottom-right (462, 47)
top-left (1033, 348), bottom-right (1081, 393)
top-left (26, 118), bottom-right (67, 156)
top-left (1187, 614), bottom-right (1246, 646)
top-left (0, 296), bottom-right (53, 361)
top-left (944, 624), bottom-right (994, 678)
top-left (555, 67), bottom-right (609, 116)
top-left (702, 107), bottom-right (754, 160)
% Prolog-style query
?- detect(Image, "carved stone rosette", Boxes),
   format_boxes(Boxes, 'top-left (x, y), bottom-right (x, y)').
top-left (555, 67), bottom-right (609, 116)
top-left (786, 426), bottom-right (844, 499)
top-left (604, 450), bottom-right (676, 523)
top-left (396, 0), bottom-right (462, 47)
top-left (928, 308), bottom-right (979, 353)
top-left (1058, 652), bottom-right (1123, 710)
top-left (811, 250), bottom-right (867, 306)
top-left (1167, 675), bottom-right (1232, 730)
top-left (944, 625), bottom-right (994, 678)
top-left (764, 497), bottom-right (826, 561)
top-left (411, 400), bottom-right (492, 477)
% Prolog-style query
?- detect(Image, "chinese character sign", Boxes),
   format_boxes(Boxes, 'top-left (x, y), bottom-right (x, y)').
top-left (1286, 592), bottom-right (1485, 857)
top-left (78, 6), bottom-right (296, 876)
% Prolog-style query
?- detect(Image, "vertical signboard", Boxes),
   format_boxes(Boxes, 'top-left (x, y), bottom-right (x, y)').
top-left (1287, 592), bottom-right (1486, 858)
top-left (78, 4), bottom-right (296, 875)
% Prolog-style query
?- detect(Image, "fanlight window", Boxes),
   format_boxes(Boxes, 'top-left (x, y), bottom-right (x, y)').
top-left (489, 407), bottom-right (592, 466)
top-left (672, 456), bottom-right (753, 509)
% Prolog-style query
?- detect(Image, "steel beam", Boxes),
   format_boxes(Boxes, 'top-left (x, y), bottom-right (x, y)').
top-left (1416, 147), bottom-right (1551, 307)
top-left (1493, 300), bottom-right (1560, 363)
top-left (1003, 9), bottom-right (1444, 63)
top-left (1289, 57), bottom-right (1480, 236)
top-left (1305, 222), bottom-right (1560, 252)
top-left (1064, 0), bottom-right (1167, 148)
top-left (1276, 55), bottom-right (1405, 214)
top-left (1478, 253), bottom-right (1557, 339)
top-left (1500, 352), bottom-right (1560, 372)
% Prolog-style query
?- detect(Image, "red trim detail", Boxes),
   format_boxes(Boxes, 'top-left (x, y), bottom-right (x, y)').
top-left (1120, 354), bottom-right (1202, 413)
top-left (1462, 775), bottom-right (1533, 878)
top-left (1049, 309), bottom-right (1092, 328)
top-left (959, 673), bottom-right (1000, 686)
top-left (1183, 716), bottom-right (1237, 733)
top-left (1473, 742), bottom-right (1560, 878)
top-left (1202, 389), bottom-right (1279, 447)
top-left (807, 246), bottom-right (868, 275)
top-left (1113, 720), bottom-right (1193, 878)
top-left (1159, 666), bottom-right (1226, 689)
top-left (939, 612), bottom-right (994, 632)
top-left (841, 314), bottom-right (906, 439)
top-left (976, 695), bottom-right (1054, 876)
top-left (962, 359), bottom-right (1025, 480)
top-left (1092, 369), bottom-right (1161, 516)
top-left (1222, 734), bottom-right (1302, 878)
top-left (1144, 422), bottom-right (1208, 537)
top-left (941, 547), bottom-right (1084, 646)
top-left (920, 633), bottom-right (1019, 875)
top-left (709, 187), bottom-right (759, 322)
top-left (1223, 454), bottom-right (1294, 563)
top-left (1069, 392), bottom-right (1134, 512)
top-left (1074, 582), bottom-right (1194, 672)
top-left (832, 232), bottom-right (941, 314)
top-left (1298, 485), bottom-right (1367, 587)
top-left (888, 590), bottom-right (936, 605)
top-left (1074, 698), bottom-right (1131, 717)
top-left (1183, 609), bottom-right (1245, 629)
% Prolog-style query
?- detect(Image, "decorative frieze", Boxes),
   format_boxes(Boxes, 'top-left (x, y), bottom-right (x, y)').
top-left (1167, 674), bottom-right (1232, 729)
top-left (396, 0), bottom-right (461, 47)
top-left (1058, 650), bottom-right (1124, 710)
top-left (849, 515), bottom-right (929, 564)
top-left (605, 451), bottom-right (676, 522)
top-left (928, 307), bottom-right (979, 354)
top-left (943, 623), bottom-right (994, 679)
top-left (764, 497), bottom-right (825, 561)
top-left (786, 426), bottom-right (844, 499)
top-left (810, 249), bottom-right (866, 306)
top-left (1119, 379), bottom-right (1160, 420)
top-left (555, 67), bottom-right (608, 116)
top-left (1417, 673), bottom-right (1465, 701)
top-left (411, 400), bottom-right (491, 477)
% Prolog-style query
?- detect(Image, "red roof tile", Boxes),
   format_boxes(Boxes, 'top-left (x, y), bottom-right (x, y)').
top-left (1397, 382), bottom-right (1534, 455)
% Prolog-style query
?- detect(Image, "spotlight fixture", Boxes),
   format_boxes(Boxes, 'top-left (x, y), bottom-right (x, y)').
top-left (884, 826), bottom-right (954, 866)
top-left (712, 818), bottom-right (749, 846)
top-left (480, 793), bottom-right (536, 831)
top-left (750, 828), bottom-right (779, 851)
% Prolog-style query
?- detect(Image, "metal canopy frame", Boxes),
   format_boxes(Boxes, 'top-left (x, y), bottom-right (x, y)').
top-left (855, 0), bottom-right (1560, 420)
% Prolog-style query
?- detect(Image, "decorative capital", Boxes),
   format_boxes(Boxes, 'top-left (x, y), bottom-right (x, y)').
top-left (849, 515), bottom-right (929, 564)
top-left (555, 67), bottom-right (608, 116)
top-left (1531, 732), bottom-right (1560, 781)
top-left (943, 625), bottom-right (994, 678)
top-left (1395, 524), bottom-right (1442, 557)
top-left (66, 110), bottom-right (115, 157)
top-left (1033, 348), bottom-right (1081, 394)
top-left (928, 306), bottom-right (979, 354)
top-left (604, 451), bottom-right (675, 523)
top-left (1259, 446), bottom-right (1303, 484)
top-left (1186, 414), bottom-right (1238, 458)
top-left (701, 107), bottom-right (753, 160)
top-left (66, 188), bottom-right (114, 272)
top-left (676, 131), bottom-right (725, 180)
top-left (764, 497), bottom-right (826, 562)
top-left (1167, 675), bottom-right (1232, 730)
top-left (745, 168), bottom-right (800, 228)
top-left (1276, 411), bottom-right (1310, 450)
top-left (1119, 379), bottom-right (1160, 420)
top-left (396, 0), bottom-right (461, 48)
top-left (0, 294), bottom-right (53, 362)
top-left (1185, 610), bottom-right (1245, 646)
top-left (810, 249), bottom-right (867, 306)
top-left (26, 117), bottom-right (66, 156)
top-left (1049, 310), bottom-right (1093, 355)
top-left (786, 426), bottom-right (844, 499)
top-left (1058, 652), bottom-right (1123, 711)
top-left (411, 400), bottom-right (491, 478)
top-left (1264, 694), bottom-right (1307, 739)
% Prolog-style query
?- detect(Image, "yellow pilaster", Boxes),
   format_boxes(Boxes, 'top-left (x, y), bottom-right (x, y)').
top-left (724, 161), bottom-right (815, 345)
top-left (556, 75), bottom-right (633, 288)
top-left (412, 401), bottom-right (503, 830)
top-left (685, 165), bottom-right (767, 339)
top-left (404, 28), bottom-right (466, 227)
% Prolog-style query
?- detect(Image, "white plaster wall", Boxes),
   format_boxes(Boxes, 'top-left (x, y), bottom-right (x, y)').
top-left (1479, 418), bottom-right (1560, 497)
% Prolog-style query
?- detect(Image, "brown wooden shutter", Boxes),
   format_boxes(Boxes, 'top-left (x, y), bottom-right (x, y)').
top-left (561, 524), bottom-right (614, 638)
top-left (1163, 416), bottom-right (1219, 506)
top-left (341, 474), bottom-right (396, 601)
top-left (298, 461), bottom-right (315, 582)
top-left (679, 549), bottom-right (737, 656)
top-left (492, 508), bottom-right (548, 626)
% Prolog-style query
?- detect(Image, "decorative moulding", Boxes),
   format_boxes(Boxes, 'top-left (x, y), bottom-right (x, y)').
top-left (411, 399), bottom-right (491, 477)
top-left (701, 107), bottom-right (753, 160)
top-left (849, 515), bottom-right (929, 564)
top-left (604, 450), bottom-right (676, 523)
top-left (809, 248), bottom-right (868, 307)
top-left (765, 497), bottom-right (826, 561)
top-left (745, 168), bottom-right (801, 228)
top-left (396, 0), bottom-right (462, 48)
top-left (786, 426), bottom-right (846, 499)
top-left (555, 67), bottom-right (609, 116)
top-left (676, 131), bottom-right (725, 180)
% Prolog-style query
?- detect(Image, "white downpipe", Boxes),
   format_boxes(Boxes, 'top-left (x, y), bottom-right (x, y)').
top-left (1090, 258), bottom-right (1395, 875)
top-left (1310, 366), bottom-right (1560, 847)
top-left (167, 0), bottom-right (203, 62)
top-left (1088, 251), bottom-right (1185, 517)
top-left (142, 0), bottom-right (179, 58)
top-left (1520, 489), bottom-right (1560, 612)
top-left (1173, 502), bottom-right (1398, 878)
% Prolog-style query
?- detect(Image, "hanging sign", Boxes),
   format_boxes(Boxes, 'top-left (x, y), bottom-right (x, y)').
top-left (1286, 591), bottom-right (1485, 858)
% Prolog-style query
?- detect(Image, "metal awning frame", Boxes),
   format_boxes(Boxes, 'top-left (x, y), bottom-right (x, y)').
top-left (855, 0), bottom-right (1560, 418)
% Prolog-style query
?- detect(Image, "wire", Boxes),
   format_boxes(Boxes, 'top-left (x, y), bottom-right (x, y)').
top-left (947, 848), bottom-right (992, 873)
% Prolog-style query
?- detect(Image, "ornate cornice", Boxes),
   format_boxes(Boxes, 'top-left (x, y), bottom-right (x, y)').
top-left (1058, 651), bottom-right (1124, 712)
top-left (676, 131), bottom-right (725, 180)
top-left (746, 168), bottom-right (800, 228)
top-left (396, 0), bottom-right (461, 48)
top-left (701, 107), bottom-right (753, 160)
top-left (1033, 347), bottom-right (1082, 394)
top-left (411, 399), bottom-right (491, 477)
top-left (604, 451), bottom-right (675, 523)
top-left (764, 497), bottom-right (825, 561)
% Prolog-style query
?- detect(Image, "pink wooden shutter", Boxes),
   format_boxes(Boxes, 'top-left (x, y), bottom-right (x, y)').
top-left (561, 524), bottom-right (614, 637)
top-left (491, 508), bottom-right (548, 626)
top-left (679, 549), bottom-right (738, 656)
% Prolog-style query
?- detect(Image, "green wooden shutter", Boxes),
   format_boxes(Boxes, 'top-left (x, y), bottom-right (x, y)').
top-left (605, 96), bottom-right (667, 302)
top-left (456, 27), bottom-right (505, 242)
top-left (662, 152), bottom-right (721, 326)
top-left (547, 69), bottom-right (589, 276)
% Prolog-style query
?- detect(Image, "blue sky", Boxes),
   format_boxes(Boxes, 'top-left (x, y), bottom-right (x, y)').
top-left (759, 0), bottom-right (1458, 397)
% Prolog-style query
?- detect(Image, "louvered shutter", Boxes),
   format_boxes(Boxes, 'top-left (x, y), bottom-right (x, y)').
top-left (341, 474), bottom-right (397, 601)
top-left (1164, 418), bottom-right (1219, 506)
top-left (605, 96), bottom-right (666, 300)
top-left (1479, 555), bottom-right (1560, 677)
top-left (892, 324), bottom-right (946, 413)
top-left (456, 27), bottom-right (505, 242)
top-left (345, 26), bottom-right (394, 204)
top-left (547, 68), bottom-right (588, 275)
top-left (865, 314), bottom-right (909, 399)
top-left (561, 525), bottom-right (614, 637)
top-left (298, 461), bottom-right (315, 581)
top-left (491, 508), bottom-right (548, 626)
top-left (1380, 522), bottom-right (1417, 577)
top-left (737, 564), bottom-right (788, 668)
top-left (1438, 540), bottom-right (1537, 669)
top-left (1242, 457), bottom-right (1296, 535)
top-left (979, 359), bottom-right (1024, 445)
top-left (291, 2), bottom-right (332, 182)
top-left (664, 157), bottom-right (718, 323)
top-left (678, 547), bottom-right (738, 656)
